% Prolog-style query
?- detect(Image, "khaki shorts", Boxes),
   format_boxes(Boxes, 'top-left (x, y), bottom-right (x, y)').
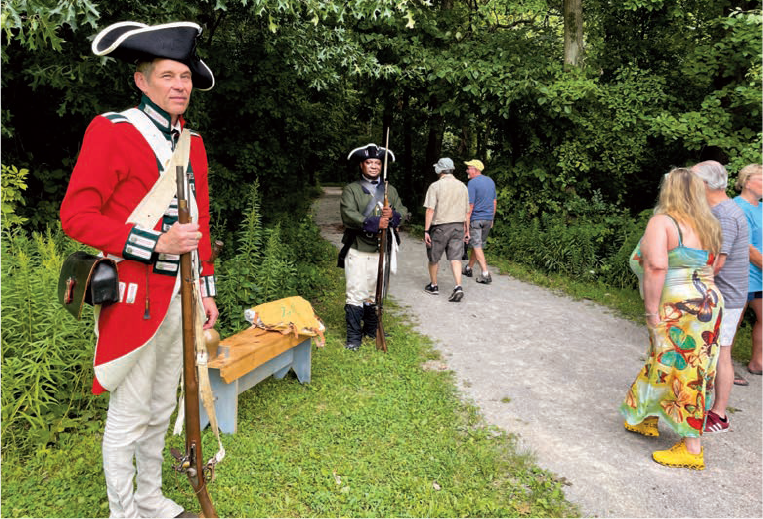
top-left (427, 223), bottom-right (465, 263)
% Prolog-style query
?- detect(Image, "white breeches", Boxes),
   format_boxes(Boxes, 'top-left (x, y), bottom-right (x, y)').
top-left (102, 294), bottom-right (184, 518)
top-left (345, 248), bottom-right (380, 306)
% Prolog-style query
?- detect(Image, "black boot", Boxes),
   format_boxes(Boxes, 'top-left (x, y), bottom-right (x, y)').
top-left (363, 303), bottom-right (389, 339)
top-left (363, 303), bottom-right (378, 339)
top-left (345, 304), bottom-right (364, 351)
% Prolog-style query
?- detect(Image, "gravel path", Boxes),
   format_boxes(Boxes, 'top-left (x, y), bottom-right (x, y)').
top-left (313, 186), bottom-right (762, 518)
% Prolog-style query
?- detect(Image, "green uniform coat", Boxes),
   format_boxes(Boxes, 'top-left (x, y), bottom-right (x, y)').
top-left (340, 180), bottom-right (408, 252)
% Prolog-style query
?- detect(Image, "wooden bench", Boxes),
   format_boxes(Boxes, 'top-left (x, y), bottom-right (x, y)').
top-left (199, 327), bottom-right (312, 434)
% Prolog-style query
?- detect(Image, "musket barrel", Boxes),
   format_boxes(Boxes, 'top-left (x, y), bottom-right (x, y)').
top-left (176, 166), bottom-right (217, 517)
top-left (375, 130), bottom-right (391, 352)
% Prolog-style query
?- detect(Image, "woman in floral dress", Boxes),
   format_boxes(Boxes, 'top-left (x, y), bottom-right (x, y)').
top-left (621, 168), bottom-right (723, 470)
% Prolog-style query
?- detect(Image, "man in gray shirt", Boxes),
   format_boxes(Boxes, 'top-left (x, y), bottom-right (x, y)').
top-left (693, 160), bottom-right (750, 433)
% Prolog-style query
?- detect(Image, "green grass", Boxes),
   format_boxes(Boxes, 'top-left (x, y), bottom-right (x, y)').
top-left (1, 253), bottom-right (578, 518)
top-left (488, 254), bottom-right (755, 366)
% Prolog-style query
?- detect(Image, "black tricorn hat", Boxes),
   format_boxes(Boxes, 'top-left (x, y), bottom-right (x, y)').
top-left (92, 21), bottom-right (215, 91)
top-left (347, 143), bottom-right (396, 163)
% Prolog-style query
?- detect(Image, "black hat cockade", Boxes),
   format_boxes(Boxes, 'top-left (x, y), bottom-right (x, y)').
top-left (92, 21), bottom-right (215, 91)
top-left (347, 143), bottom-right (396, 164)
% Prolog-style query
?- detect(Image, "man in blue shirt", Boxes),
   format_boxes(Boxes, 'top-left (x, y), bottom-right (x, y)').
top-left (462, 159), bottom-right (497, 284)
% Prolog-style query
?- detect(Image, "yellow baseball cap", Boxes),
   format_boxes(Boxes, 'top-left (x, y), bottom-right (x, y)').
top-left (464, 159), bottom-right (484, 171)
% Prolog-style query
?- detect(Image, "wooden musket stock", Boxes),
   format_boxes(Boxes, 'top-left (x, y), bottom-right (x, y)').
top-left (175, 165), bottom-right (217, 518)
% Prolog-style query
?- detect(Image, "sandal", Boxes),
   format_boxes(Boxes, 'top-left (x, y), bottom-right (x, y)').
top-left (734, 371), bottom-right (749, 386)
top-left (747, 366), bottom-right (763, 376)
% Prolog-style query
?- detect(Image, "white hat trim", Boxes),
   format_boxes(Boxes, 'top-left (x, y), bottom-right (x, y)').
top-left (92, 21), bottom-right (201, 56)
top-left (346, 143), bottom-right (396, 162)
top-left (91, 21), bottom-right (214, 91)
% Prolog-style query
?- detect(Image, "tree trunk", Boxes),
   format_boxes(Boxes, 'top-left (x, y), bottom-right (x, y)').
top-left (424, 94), bottom-right (444, 186)
top-left (402, 93), bottom-right (414, 196)
top-left (563, 0), bottom-right (584, 67)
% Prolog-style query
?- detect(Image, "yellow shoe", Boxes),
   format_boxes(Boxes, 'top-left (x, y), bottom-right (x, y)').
top-left (652, 439), bottom-right (705, 470)
top-left (624, 416), bottom-right (659, 437)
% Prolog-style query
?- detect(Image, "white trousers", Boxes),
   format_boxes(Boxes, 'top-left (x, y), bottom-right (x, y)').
top-left (345, 248), bottom-right (380, 306)
top-left (102, 294), bottom-right (184, 518)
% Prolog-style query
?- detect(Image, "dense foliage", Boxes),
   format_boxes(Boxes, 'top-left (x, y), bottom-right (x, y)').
top-left (1, 0), bottom-right (761, 453)
top-left (0, 227), bottom-right (105, 452)
top-left (3, 0), bottom-right (760, 230)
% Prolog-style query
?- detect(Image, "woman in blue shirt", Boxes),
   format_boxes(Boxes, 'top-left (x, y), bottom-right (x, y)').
top-left (734, 164), bottom-right (762, 375)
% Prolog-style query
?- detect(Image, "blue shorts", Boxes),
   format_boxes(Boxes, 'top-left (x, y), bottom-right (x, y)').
top-left (748, 291), bottom-right (762, 302)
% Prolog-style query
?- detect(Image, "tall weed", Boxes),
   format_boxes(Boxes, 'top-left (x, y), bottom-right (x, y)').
top-left (214, 182), bottom-right (300, 337)
top-left (1, 226), bottom-right (107, 454)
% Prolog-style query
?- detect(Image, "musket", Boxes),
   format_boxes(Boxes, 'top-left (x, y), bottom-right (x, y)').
top-left (375, 130), bottom-right (391, 352)
top-left (172, 164), bottom-right (218, 518)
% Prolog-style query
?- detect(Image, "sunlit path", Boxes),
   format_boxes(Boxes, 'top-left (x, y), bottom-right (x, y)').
top-left (315, 186), bottom-right (763, 518)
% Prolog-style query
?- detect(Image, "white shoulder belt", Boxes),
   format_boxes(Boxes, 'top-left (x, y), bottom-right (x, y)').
top-left (121, 108), bottom-right (197, 230)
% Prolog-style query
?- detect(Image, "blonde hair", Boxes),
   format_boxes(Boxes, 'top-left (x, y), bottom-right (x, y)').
top-left (654, 167), bottom-right (721, 255)
top-left (735, 163), bottom-right (762, 192)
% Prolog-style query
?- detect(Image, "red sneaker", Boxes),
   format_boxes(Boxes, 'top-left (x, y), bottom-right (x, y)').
top-left (704, 410), bottom-right (729, 434)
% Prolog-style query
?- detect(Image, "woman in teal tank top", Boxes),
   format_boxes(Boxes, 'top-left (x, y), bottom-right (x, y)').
top-left (620, 168), bottom-right (723, 470)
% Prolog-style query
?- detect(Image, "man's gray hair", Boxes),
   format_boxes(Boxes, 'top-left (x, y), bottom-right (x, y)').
top-left (692, 160), bottom-right (728, 190)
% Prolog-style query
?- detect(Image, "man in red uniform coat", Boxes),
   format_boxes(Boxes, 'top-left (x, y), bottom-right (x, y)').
top-left (60, 21), bottom-right (217, 518)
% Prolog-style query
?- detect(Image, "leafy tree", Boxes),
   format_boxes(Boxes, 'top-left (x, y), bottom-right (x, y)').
top-left (1, 0), bottom-right (760, 273)
top-left (1, 164), bottom-right (29, 229)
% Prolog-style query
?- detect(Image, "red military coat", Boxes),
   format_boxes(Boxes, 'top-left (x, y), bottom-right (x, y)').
top-left (61, 99), bottom-right (215, 394)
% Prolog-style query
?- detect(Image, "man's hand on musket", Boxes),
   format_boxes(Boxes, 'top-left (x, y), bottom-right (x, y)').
top-left (156, 222), bottom-right (202, 254)
top-left (379, 206), bottom-right (393, 229)
top-left (202, 297), bottom-right (218, 329)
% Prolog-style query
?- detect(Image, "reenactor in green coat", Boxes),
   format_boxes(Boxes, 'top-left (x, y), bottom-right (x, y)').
top-left (339, 144), bottom-right (408, 350)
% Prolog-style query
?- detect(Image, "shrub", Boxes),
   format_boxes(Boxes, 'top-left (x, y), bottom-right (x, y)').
top-left (491, 190), bottom-right (647, 289)
top-left (214, 181), bottom-right (309, 337)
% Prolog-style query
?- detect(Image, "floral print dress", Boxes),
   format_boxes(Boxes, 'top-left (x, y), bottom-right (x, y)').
top-left (620, 219), bottom-right (723, 438)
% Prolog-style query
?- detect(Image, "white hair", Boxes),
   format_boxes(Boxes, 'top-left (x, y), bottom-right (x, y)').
top-left (692, 160), bottom-right (728, 190)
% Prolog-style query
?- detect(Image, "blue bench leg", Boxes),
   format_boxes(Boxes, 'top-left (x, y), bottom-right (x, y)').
top-left (272, 356), bottom-right (292, 380)
top-left (292, 338), bottom-right (312, 384)
top-left (199, 368), bottom-right (239, 434)
top-left (199, 338), bottom-right (312, 435)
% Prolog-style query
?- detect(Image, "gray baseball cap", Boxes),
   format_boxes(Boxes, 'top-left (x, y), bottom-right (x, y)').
top-left (433, 158), bottom-right (454, 174)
